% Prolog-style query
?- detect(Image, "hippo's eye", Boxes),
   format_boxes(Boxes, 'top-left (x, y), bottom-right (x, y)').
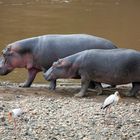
top-left (2, 51), bottom-right (12, 57)
top-left (3, 57), bottom-right (8, 64)
top-left (2, 53), bottom-right (11, 64)
top-left (2, 51), bottom-right (6, 57)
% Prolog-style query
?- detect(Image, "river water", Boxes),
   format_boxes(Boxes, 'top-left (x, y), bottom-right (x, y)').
top-left (0, 0), bottom-right (140, 83)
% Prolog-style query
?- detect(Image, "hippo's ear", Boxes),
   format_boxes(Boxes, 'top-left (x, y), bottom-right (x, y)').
top-left (60, 60), bottom-right (71, 67)
top-left (53, 59), bottom-right (63, 66)
top-left (2, 45), bottom-right (11, 56)
top-left (52, 61), bottom-right (58, 66)
top-left (54, 59), bottom-right (71, 67)
top-left (58, 59), bottom-right (63, 63)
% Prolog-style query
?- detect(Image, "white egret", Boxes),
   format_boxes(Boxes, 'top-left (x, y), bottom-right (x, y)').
top-left (8, 108), bottom-right (23, 128)
top-left (101, 91), bottom-right (120, 113)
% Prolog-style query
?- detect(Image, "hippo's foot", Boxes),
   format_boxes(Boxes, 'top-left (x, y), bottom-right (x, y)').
top-left (127, 82), bottom-right (140, 98)
top-left (74, 92), bottom-right (85, 98)
top-left (97, 91), bottom-right (103, 95)
top-left (95, 84), bottom-right (103, 95)
top-left (125, 92), bottom-right (140, 100)
top-left (126, 91), bottom-right (140, 99)
top-left (48, 86), bottom-right (55, 90)
top-left (49, 80), bottom-right (56, 90)
top-left (19, 83), bottom-right (30, 88)
top-left (96, 87), bottom-right (103, 95)
top-left (126, 92), bottom-right (135, 97)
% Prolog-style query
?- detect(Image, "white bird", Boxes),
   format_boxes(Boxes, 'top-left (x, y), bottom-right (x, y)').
top-left (101, 91), bottom-right (120, 113)
top-left (8, 108), bottom-right (23, 128)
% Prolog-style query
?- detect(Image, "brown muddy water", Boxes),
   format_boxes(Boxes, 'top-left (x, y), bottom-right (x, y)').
top-left (0, 0), bottom-right (140, 83)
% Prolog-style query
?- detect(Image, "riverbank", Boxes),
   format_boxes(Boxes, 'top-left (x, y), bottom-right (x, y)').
top-left (0, 82), bottom-right (140, 140)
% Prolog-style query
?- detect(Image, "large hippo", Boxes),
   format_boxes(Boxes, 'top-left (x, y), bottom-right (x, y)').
top-left (0, 34), bottom-right (117, 89)
top-left (44, 49), bottom-right (140, 98)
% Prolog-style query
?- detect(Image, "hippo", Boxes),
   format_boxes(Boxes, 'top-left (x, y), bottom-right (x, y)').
top-left (44, 48), bottom-right (140, 98)
top-left (0, 34), bottom-right (117, 89)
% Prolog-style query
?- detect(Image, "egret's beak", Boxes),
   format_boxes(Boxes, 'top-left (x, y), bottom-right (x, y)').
top-left (8, 112), bottom-right (12, 123)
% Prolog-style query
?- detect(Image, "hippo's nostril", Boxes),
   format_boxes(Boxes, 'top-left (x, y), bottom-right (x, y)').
top-left (43, 72), bottom-right (49, 80)
top-left (44, 72), bottom-right (54, 81)
top-left (0, 68), bottom-right (5, 75)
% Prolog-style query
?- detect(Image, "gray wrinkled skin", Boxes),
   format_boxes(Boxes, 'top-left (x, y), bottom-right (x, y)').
top-left (0, 34), bottom-right (117, 89)
top-left (44, 49), bottom-right (140, 97)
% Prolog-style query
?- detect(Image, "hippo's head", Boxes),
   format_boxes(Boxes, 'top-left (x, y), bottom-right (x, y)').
top-left (44, 59), bottom-right (73, 81)
top-left (0, 44), bottom-right (31, 75)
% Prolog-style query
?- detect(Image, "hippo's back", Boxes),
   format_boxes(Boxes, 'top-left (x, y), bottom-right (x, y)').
top-left (39, 34), bottom-right (117, 49)
top-left (67, 48), bottom-right (140, 84)
top-left (72, 48), bottom-right (140, 64)
top-left (38, 34), bottom-right (117, 68)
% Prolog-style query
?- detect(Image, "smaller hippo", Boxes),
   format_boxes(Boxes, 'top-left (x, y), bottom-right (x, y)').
top-left (44, 49), bottom-right (140, 98)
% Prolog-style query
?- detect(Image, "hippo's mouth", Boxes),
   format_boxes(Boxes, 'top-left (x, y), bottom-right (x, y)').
top-left (0, 65), bottom-right (13, 75)
top-left (0, 69), bottom-right (10, 75)
top-left (0, 58), bottom-right (13, 75)
top-left (43, 73), bottom-right (55, 81)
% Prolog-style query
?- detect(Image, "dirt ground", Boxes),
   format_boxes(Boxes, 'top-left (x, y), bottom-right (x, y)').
top-left (0, 81), bottom-right (139, 103)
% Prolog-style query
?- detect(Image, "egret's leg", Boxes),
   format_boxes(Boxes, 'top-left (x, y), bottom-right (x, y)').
top-left (14, 118), bottom-right (17, 129)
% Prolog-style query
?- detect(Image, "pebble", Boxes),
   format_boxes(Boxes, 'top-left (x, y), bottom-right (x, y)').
top-left (0, 107), bottom-right (4, 111)
top-left (0, 116), bottom-right (5, 122)
top-left (0, 93), bottom-right (140, 140)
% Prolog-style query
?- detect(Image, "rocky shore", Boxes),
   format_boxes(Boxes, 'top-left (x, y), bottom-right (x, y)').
top-left (0, 82), bottom-right (140, 140)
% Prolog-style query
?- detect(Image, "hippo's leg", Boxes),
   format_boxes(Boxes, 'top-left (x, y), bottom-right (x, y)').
top-left (20, 68), bottom-right (39, 87)
top-left (128, 82), bottom-right (140, 97)
top-left (75, 76), bottom-right (90, 97)
top-left (89, 81), bottom-right (116, 90)
top-left (94, 82), bottom-right (103, 95)
top-left (49, 80), bottom-right (56, 90)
